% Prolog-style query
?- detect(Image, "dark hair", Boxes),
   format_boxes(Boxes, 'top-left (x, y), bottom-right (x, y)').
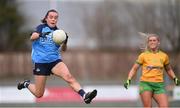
top-left (41, 9), bottom-right (58, 23)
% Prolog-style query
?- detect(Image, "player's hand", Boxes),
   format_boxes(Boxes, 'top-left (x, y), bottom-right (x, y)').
top-left (61, 32), bottom-right (68, 51)
top-left (64, 32), bottom-right (68, 44)
top-left (39, 32), bottom-right (51, 38)
top-left (124, 79), bottom-right (131, 89)
top-left (174, 77), bottom-right (180, 86)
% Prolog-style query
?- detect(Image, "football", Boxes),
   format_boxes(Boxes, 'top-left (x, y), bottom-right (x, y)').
top-left (52, 30), bottom-right (66, 44)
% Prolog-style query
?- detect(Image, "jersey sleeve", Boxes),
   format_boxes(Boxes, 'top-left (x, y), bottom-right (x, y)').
top-left (34, 24), bottom-right (44, 34)
top-left (164, 54), bottom-right (170, 66)
top-left (136, 53), bottom-right (144, 65)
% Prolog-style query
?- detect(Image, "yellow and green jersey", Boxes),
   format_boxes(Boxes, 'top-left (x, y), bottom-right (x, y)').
top-left (136, 50), bottom-right (169, 82)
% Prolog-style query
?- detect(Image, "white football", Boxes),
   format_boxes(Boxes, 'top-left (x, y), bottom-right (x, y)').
top-left (52, 30), bottom-right (66, 44)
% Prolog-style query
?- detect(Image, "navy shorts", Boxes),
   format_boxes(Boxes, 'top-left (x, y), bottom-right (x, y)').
top-left (33, 59), bottom-right (62, 76)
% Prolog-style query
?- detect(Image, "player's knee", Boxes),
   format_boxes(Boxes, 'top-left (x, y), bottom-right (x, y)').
top-left (143, 103), bottom-right (152, 107)
top-left (35, 92), bottom-right (44, 98)
top-left (159, 105), bottom-right (168, 107)
top-left (35, 94), bottom-right (43, 98)
top-left (159, 102), bottom-right (168, 107)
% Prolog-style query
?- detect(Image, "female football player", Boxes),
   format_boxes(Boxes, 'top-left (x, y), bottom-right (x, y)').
top-left (124, 33), bottom-right (179, 107)
top-left (17, 9), bottom-right (97, 104)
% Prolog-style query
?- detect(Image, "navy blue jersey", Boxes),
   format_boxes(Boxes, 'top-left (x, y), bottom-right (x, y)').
top-left (31, 24), bottom-right (62, 63)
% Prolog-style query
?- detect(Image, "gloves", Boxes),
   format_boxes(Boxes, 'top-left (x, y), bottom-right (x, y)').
top-left (174, 77), bottom-right (180, 86)
top-left (63, 32), bottom-right (69, 44)
top-left (124, 79), bottom-right (131, 89)
top-left (39, 32), bottom-right (51, 38)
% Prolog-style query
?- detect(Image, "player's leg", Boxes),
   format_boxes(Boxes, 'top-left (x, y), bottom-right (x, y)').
top-left (152, 82), bottom-right (168, 107)
top-left (52, 62), bottom-right (81, 92)
top-left (28, 75), bottom-right (47, 98)
top-left (153, 93), bottom-right (168, 107)
top-left (139, 81), bottom-right (153, 107)
top-left (51, 62), bottom-right (97, 104)
top-left (140, 91), bottom-right (153, 107)
top-left (17, 75), bottom-right (47, 98)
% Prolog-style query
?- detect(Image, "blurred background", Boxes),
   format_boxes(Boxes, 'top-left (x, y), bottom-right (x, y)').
top-left (0, 0), bottom-right (180, 107)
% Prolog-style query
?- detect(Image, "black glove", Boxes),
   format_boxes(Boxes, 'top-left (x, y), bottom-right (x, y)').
top-left (39, 32), bottom-right (51, 38)
top-left (124, 79), bottom-right (131, 89)
top-left (174, 77), bottom-right (180, 86)
top-left (63, 32), bottom-right (69, 44)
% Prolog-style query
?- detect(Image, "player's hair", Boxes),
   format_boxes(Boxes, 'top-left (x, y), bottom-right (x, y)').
top-left (138, 32), bottom-right (148, 51)
top-left (147, 34), bottom-right (160, 42)
top-left (41, 9), bottom-right (58, 23)
top-left (138, 32), bottom-right (160, 52)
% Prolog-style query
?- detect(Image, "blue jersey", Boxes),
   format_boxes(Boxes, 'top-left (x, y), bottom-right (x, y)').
top-left (31, 24), bottom-right (62, 63)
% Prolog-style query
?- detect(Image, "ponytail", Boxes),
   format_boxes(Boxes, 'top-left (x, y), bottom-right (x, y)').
top-left (138, 32), bottom-right (148, 52)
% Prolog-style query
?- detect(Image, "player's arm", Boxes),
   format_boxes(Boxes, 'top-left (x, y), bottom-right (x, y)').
top-left (124, 63), bottom-right (140, 89)
top-left (61, 33), bottom-right (68, 52)
top-left (127, 63), bottom-right (140, 80)
top-left (30, 31), bottom-right (51, 41)
top-left (165, 64), bottom-right (176, 79)
top-left (30, 32), bottom-right (40, 41)
top-left (165, 64), bottom-right (180, 86)
top-left (30, 25), bottom-right (50, 41)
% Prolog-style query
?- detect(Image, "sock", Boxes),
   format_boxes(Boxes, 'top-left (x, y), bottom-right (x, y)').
top-left (24, 81), bottom-right (30, 88)
top-left (78, 89), bottom-right (86, 98)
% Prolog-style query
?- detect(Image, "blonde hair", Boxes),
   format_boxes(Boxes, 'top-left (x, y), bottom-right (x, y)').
top-left (147, 34), bottom-right (160, 42)
top-left (138, 32), bottom-right (160, 52)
